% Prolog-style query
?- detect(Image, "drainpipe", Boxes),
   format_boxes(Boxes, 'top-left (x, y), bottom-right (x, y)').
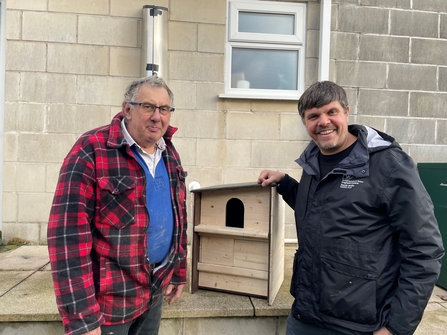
top-left (0, 1), bottom-right (7, 243)
top-left (318, 0), bottom-right (332, 81)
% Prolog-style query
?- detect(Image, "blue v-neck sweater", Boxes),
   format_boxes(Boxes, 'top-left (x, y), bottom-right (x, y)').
top-left (131, 147), bottom-right (174, 264)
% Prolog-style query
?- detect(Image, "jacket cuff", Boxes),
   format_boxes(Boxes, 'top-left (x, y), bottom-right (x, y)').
top-left (63, 310), bottom-right (104, 335)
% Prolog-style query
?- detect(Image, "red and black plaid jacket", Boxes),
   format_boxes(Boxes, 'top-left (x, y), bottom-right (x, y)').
top-left (47, 113), bottom-right (188, 335)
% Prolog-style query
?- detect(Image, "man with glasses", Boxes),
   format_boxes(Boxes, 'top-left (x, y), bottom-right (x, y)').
top-left (48, 76), bottom-right (188, 335)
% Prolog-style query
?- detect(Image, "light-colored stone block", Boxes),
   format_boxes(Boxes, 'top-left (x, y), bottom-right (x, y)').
top-left (226, 112), bottom-right (279, 140)
top-left (306, 30), bottom-right (320, 59)
top-left (330, 32), bottom-right (359, 60)
top-left (440, 67), bottom-right (447, 92)
top-left (196, 139), bottom-right (251, 167)
top-left (6, 41), bottom-right (46, 72)
top-left (174, 110), bottom-right (225, 139)
top-left (76, 76), bottom-right (134, 106)
top-left (22, 12), bottom-right (77, 43)
top-left (168, 138), bottom-right (196, 167)
top-left (359, 35), bottom-right (409, 63)
top-left (2, 192), bottom-right (18, 222)
top-left (335, 61), bottom-right (387, 89)
top-left (168, 81), bottom-right (197, 110)
top-left (170, 51), bottom-right (224, 82)
top-left (18, 134), bottom-right (76, 163)
top-left (390, 10), bottom-right (438, 38)
top-left (412, 39), bottom-right (447, 66)
top-left (49, 0), bottom-right (109, 15)
top-left (251, 101), bottom-right (297, 113)
top-left (437, 121), bottom-right (447, 145)
top-left (413, 0), bottom-right (447, 13)
top-left (360, 0), bottom-right (411, 8)
top-left (170, 0), bottom-right (226, 24)
top-left (280, 113), bottom-right (309, 141)
top-left (48, 44), bottom-right (109, 75)
top-left (46, 163), bottom-right (62, 193)
top-left (407, 145), bottom-right (447, 164)
top-left (307, 2), bottom-right (320, 31)
top-left (355, 116), bottom-right (386, 132)
top-left (7, 0), bottom-right (47, 10)
top-left (5, 72), bottom-right (20, 102)
top-left (110, 0), bottom-right (168, 18)
top-left (388, 64), bottom-right (437, 91)
top-left (47, 104), bottom-right (111, 135)
top-left (21, 72), bottom-right (77, 104)
top-left (222, 168), bottom-right (262, 185)
top-left (18, 193), bottom-right (53, 223)
top-left (2, 222), bottom-right (41, 244)
top-left (358, 90), bottom-right (409, 117)
top-left (4, 134), bottom-right (19, 162)
top-left (110, 47), bottom-right (141, 77)
top-left (6, 10), bottom-right (21, 40)
top-left (3, 163), bottom-right (17, 192)
top-left (169, 22), bottom-right (198, 52)
top-left (16, 164), bottom-right (47, 192)
top-left (442, 15), bottom-right (447, 39)
top-left (252, 141), bottom-right (308, 169)
top-left (387, 118), bottom-right (436, 145)
top-left (4, 102), bottom-right (46, 132)
top-left (185, 167), bottom-right (223, 191)
top-left (78, 16), bottom-right (139, 47)
top-left (198, 24), bottom-right (225, 54)
top-left (305, 58), bottom-right (319, 87)
top-left (338, 5), bottom-right (388, 34)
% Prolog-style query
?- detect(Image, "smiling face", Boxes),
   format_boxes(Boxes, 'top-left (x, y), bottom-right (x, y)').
top-left (122, 85), bottom-right (171, 153)
top-left (303, 101), bottom-right (356, 155)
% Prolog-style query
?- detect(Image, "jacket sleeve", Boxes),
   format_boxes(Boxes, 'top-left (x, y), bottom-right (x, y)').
top-left (384, 154), bottom-right (444, 335)
top-left (47, 154), bottom-right (104, 335)
top-left (277, 174), bottom-right (300, 209)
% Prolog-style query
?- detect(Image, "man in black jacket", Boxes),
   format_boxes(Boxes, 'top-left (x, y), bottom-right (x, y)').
top-left (258, 81), bottom-right (444, 335)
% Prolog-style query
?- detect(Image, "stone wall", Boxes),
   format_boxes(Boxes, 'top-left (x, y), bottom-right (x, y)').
top-left (2, 0), bottom-right (446, 244)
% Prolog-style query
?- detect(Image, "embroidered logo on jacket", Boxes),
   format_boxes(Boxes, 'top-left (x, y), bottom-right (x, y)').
top-left (340, 175), bottom-right (364, 189)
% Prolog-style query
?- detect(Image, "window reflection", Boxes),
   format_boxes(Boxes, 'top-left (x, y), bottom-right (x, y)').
top-left (239, 12), bottom-right (295, 35)
top-left (231, 48), bottom-right (298, 90)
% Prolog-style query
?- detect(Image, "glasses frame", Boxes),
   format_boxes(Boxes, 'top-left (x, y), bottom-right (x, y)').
top-left (129, 102), bottom-right (175, 115)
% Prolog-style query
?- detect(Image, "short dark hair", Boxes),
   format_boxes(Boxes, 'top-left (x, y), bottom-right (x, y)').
top-left (298, 81), bottom-right (348, 118)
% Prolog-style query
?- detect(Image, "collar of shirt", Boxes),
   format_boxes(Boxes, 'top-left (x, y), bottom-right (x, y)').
top-left (121, 118), bottom-right (166, 177)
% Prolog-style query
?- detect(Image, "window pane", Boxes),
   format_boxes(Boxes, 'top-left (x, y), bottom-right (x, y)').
top-left (231, 48), bottom-right (298, 90)
top-left (238, 12), bottom-right (295, 35)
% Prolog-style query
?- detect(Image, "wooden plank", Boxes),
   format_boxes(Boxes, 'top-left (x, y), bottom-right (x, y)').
top-left (190, 192), bottom-right (202, 293)
top-left (194, 225), bottom-right (268, 239)
top-left (234, 239), bottom-right (269, 271)
top-left (198, 271), bottom-right (267, 297)
top-left (268, 186), bottom-right (284, 305)
top-left (200, 236), bottom-right (234, 266)
top-left (197, 262), bottom-right (268, 280)
top-left (199, 188), bottom-right (271, 230)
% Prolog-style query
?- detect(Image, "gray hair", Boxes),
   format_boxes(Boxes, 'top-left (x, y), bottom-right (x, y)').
top-left (122, 76), bottom-right (174, 108)
top-left (298, 81), bottom-right (348, 118)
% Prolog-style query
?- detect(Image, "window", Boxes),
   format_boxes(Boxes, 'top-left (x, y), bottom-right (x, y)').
top-left (220, 1), bottom-right (306, 100)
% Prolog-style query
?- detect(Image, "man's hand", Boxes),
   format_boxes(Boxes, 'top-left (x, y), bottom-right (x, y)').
top-left (257, 170), bottom-right (285, 187)
top-left (82, 327), bottom-right (101, 335)
top-left (164, 284), bottom-right (185, 304)
top-left (373, 326), bottom-right (392, 335)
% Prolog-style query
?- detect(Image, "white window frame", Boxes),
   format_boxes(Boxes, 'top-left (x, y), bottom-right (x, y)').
top-left (220, 0), bottom-right (306, 101)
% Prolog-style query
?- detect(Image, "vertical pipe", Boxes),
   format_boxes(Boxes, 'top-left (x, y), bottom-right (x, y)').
top-left (318, 0), bottom-right (332, 81)
top-left (0, 0), bottom-right (7, 239)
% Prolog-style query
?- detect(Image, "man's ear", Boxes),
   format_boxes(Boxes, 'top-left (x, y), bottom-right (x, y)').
top-left (123, 102), bottom-right (131, 118)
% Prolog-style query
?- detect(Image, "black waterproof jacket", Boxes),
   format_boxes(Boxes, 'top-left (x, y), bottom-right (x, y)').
top-left (278, 125), bottom-right (444, 335)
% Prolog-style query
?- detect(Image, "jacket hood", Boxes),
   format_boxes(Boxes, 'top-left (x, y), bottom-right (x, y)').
top-left (297, 124), bottom-right (400, 176)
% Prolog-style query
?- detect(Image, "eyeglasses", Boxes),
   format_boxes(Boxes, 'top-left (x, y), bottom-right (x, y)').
top-left (129, 102), bottom-right (175, 115)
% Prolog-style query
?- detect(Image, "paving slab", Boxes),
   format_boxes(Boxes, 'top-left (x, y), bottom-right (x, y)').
top-left (251, 275), bottom-right (293, 317)
top-left (0, 271), bottom-right (59, 322)
top-left (414, 303), bottom-right (447, 335)
top-left (162, 288), bottom-right (254, 319)
top-left (0, 246), bottom-right (49, 271)
top-left (0, 271), bottom-right (33, 297)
